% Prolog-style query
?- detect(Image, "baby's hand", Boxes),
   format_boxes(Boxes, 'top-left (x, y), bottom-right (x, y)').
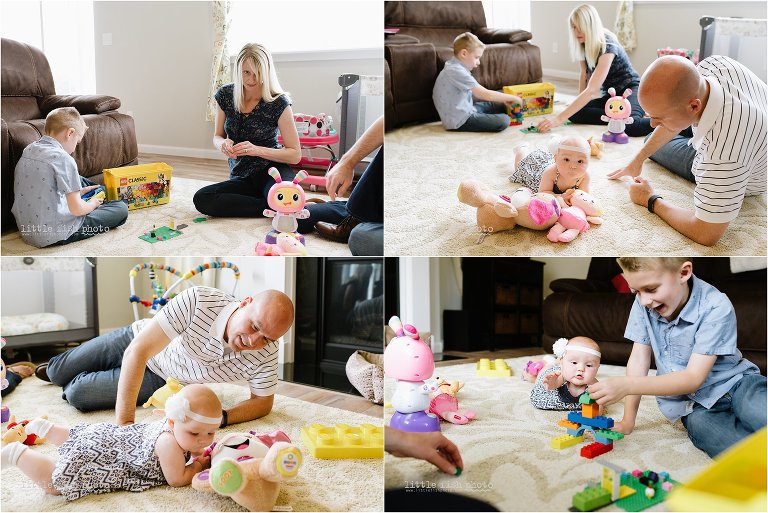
top-left (542, 370), bottom-right (561, 390)
top-left (561, 189), bottom-right (575, 205)
top-left (193, 454), bottom-right (211, 471)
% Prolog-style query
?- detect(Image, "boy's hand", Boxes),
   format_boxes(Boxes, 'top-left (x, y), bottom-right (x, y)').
top-left (542, 370), bottom-right (561, 390)
top-left (87, 196), bottom-right (103, 211)
top-left (613, 418), bottom-right (635, 435)
top-left (80, 185), bottom-right (100, 196)
top-left (588, 377), bottom-right (632, 405)
top-left (505, 94), bottom-right (523, 107)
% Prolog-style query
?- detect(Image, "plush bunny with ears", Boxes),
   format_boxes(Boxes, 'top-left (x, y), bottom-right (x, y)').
top-left (547, 190), bottom-right (603, 243)
top-left (263, 167), bottom-right (311, 245)
top-left (600, 87), bottom-right (634, 144)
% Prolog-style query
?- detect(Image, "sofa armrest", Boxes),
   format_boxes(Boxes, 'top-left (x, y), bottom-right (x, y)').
top-left (385, 33), bottom-right (421, 45)
top-left (549, 278), bottom-right (615, 294)
top-left (475, 27), bottom-right (533, 45)
top-left (40, 95), bottom-right (121, 116)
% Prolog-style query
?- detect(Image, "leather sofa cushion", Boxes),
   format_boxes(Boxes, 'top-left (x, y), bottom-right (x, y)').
top-left (40, 95), bottom-right (122, 116)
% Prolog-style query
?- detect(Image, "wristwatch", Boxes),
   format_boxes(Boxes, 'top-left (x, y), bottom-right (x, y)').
top-left (647, 194), bottom-right (663, 214)
top-left (220, 409), bottom-right (228, 428)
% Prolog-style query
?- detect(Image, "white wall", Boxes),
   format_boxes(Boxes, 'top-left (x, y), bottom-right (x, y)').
top-left (532, 0), bottom-right (767, 79)
top-left (532, 257), bottom-right (591, 296)
top-left (93, 1), bottom-right (383, 159)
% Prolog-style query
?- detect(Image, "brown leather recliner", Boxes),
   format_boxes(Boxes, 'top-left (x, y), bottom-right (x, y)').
top-left (1, 38), bottom-right (138, 232)
top-left (542, 258), bottom-right (767, 375)
top-left (384, 1), bottom-right (542, 129)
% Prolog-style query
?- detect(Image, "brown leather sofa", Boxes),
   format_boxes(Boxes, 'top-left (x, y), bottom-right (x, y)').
top-left (1, 38), bottom-right (138, 232)
top-left (542, 258), bottom-right (766, 374)
top-left (384, 1), bottom-right (542, 129)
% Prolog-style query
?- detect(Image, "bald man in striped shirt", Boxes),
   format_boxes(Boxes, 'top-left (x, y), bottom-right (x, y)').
top-left (608, 55), bottom-right (766, 246)
top-left (39, 287), bottom-right (294, 427)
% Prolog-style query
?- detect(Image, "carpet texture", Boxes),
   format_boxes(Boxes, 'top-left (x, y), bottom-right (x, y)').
top-left (1, 178), bottom-right (351, 256)
top-left (384, 97), bottom-right (767, 256)
top-left (384, 356), bottom-right (714, 512)
top-left (1, 378), bottom-right (382, 512)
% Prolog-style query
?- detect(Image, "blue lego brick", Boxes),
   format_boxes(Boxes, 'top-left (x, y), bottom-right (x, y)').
top-left (568, 411), bottom-right (615, 429)
top-left (594, 433), bottom-right (616, 445)
top-left (567, 427), bottom-right (586, 437)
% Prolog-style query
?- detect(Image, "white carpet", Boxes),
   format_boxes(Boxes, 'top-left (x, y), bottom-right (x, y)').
top-left (1, 378), bottom-right (382, 512)
top-left (1, 178), bottom-right (351, 256)
top-left (384, 97), bottom-right (767, 256)
top-left (384, 356), bottom-right (715, 512)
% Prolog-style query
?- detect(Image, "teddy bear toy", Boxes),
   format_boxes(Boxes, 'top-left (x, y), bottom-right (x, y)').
top-left (586, 136), bottom-right (604, 159)
top-left (3, 415), bottom-right (48, 446)
top-left (143, 376), bottom-right (184, 409)
top-left (192, 431), bottom-right (302, 512)
top-left (457, 180), bottom-right (561, 236)
top-left (547, 190), bottom-right (604, 243)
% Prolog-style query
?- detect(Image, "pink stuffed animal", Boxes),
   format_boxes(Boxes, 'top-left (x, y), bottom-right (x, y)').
top-left (547, 190), bottom-right (603, 243)
top-left (601, 88), bottom-right (634, 144)
top-left (255, 233), bottom-right (308, 256)
top-left (457, 181), bottom-right (561, 235)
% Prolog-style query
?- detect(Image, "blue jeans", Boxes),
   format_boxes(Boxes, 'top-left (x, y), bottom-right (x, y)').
top-left (1, 370), bottom-right (22, 396)
top-left (645, 128), bottom-right (697, 183)
top-left (58, 177), bottom-right (129, 245)
top-left (681, 373), bottom-right (767, 458)
top-left (46, 326), bottom-right (166, 412)
top-left (454, 102), bottom-right (509, 133)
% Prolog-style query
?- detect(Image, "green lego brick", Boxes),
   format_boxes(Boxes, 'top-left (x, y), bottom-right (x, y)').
top-left (551, 434), bottom-right (583, 449)
top-left (595, 429), bottom-right (625, 441)
top-left (573, 485), bottom-right (612, 511)
top-left (300, 423), bottom-right (383, 459)
top-left (579, 391), bottom-right (595, 404)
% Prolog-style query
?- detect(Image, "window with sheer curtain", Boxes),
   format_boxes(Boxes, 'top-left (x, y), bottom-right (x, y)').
top-left (482, 0), bottom-right (531, 31)
top-left (1, 1), bottom-right (96, 94)
top-left (227, 0), bottom-right (381, 57)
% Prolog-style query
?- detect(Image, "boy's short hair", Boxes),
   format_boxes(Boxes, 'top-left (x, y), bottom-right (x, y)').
top-left (44, 107), bottom-right (86, 137)
top-left (453, 32), bottom-right (485, 55)
top-left (617, 257), bottom-right (690, 273)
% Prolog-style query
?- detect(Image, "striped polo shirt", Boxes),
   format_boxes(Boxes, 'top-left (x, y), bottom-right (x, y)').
top-left (691, 56), bottom-right (767, 224)
top-left (132, 286), bottom-right (279, 396)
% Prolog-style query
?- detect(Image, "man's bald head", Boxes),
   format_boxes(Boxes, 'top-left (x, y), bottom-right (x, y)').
top-left (251, 289), bottom-right (295, 337)
top-left (225, 289), bottom-right (295, 352)
top-left (639, 56), bottom-right (707, 131)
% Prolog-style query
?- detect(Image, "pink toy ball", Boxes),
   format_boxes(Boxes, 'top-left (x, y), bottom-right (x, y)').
top-left (661, 482), bottom-right (674, 492)
top-left (632, 469), bottom-right (643, 478)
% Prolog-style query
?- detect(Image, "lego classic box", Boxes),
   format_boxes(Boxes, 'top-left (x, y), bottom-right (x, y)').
top-left (104, 163), bottom-right (172, 210)
top-left (503, 82), bottom-right (555, 123)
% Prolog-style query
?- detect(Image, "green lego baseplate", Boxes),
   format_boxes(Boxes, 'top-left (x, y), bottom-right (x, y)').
top-left (300, 423), bottom-right (384, 459)
top-left (615, 472), bottom-right (681, 512)
top-left (476, 358), bottom-right (512, 377)
top-left (139, 225), bottom-right (183, 244)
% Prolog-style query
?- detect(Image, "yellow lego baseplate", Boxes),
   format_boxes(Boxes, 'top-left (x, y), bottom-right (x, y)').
top-left (476, 358), bottom-right (512, 377)
top-left (551, 434), bottom-right (584, 449)
top-left (300, 423), bottom-right (384, 459)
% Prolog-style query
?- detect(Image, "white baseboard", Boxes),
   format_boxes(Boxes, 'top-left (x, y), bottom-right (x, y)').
top-left (542, 68), bottom-right (580, 81)
top-left (138, 144), bottom-right (227, 161)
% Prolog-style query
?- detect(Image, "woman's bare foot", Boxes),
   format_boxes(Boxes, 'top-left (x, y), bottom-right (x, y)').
top-left (8, 364), bottom-right (34, 378)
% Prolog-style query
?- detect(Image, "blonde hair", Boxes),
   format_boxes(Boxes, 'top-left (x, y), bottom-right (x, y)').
top-left (44, 107), bottom-right (86, 137)
top-left (617, 257), bottom-right (690, 273)
top-left (569, 4), bottom-right (617, 70)
top-left (453, 32), bottom-right (485, 55)
top-left (233, 43), bottom-right (286, 112)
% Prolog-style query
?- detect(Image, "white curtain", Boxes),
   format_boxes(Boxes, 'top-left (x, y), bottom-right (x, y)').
top-left (614, 0), bottom-right (637, 52)
top-left (482, 0), bottom-right (531, 31)
top-left (0, 1), bottom-right (95, 94)
top-left (206, 1), bottom-right (231, 122)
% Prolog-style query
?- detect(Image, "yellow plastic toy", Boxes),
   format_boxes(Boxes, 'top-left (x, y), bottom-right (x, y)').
top-left (300, 423), bottom-right (383, 459)
top-left (143, 376), bottom-right (184, 408)
top-left (667, 427), bottom-right (766, 512)
top-left (476, 358), bottom-right (512, 377)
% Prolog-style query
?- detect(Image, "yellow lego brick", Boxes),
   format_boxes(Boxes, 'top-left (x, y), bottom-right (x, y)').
top-left (551, 434), bottom-right (584, 449)
top-left (300, 423), bottom-right (383, 459)
top-left (476, 358), bottom-right (512, 377)
top-left (558, 419), bottom-right (581, 430)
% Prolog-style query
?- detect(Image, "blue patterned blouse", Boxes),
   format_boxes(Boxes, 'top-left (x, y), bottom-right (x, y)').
top-left (215, 83), bottom-right (291, 179)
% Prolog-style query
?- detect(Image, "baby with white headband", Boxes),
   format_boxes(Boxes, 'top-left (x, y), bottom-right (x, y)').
top-left (1, 384), bottom-right (222, 500)
top-left (530, 336), bottom-right (602, 411)
top-left (510, 135), bottom-right (592, 206)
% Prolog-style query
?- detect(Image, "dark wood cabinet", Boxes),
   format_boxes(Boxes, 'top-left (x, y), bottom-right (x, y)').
top-left (458, 258), bottom-right (544, 350)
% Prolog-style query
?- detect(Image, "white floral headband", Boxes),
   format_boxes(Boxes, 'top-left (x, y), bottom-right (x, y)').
top-left (165, 394), bottom-right (222, 425)
top-left (558, 143), bottom-right (590, 156)
top-left (553, 338), bottom-right (601, 359)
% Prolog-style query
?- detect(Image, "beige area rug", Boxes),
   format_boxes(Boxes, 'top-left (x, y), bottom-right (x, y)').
top-left (1, 378), bottom-right (382, 512)
top-left (384, 356), bottom-right (715, 512)
top-left (1, 178), bottom-right (351, 256)
top-left (384, 98), bottom-right (767, 256)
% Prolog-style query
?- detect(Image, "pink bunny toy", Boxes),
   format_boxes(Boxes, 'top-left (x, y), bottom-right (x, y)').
top-left (547, 190), bottom-right (604, 243)
top-left (601, 87), bottom-right (634, 144)
top-left (263, 168), bottom-right (310, 245)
